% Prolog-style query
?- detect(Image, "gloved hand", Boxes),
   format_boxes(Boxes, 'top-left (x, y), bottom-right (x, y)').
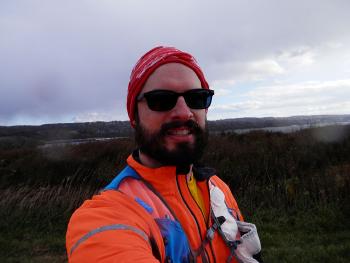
top-left (235, 221), bottom-right (262, 263)
top-left (210, 184), bottom-right (262, 263)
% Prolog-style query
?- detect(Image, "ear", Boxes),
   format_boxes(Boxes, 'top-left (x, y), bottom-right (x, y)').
top-left (132, 120), bottom-right (136, 127)
top-left (205, 108), bottom-right (208, 114)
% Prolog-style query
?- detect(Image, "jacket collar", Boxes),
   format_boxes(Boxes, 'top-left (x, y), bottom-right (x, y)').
top-left (127, 153), bottom-right (178, 194)
top-left (128, 150), bottom-right (216, 183)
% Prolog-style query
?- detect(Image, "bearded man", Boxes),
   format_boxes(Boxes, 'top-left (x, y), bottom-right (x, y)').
top-left (66, 46), bottom-right (262, 263)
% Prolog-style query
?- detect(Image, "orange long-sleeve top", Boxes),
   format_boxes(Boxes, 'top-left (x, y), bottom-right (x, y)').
top-left (66, 154), bottom-right (243, 262)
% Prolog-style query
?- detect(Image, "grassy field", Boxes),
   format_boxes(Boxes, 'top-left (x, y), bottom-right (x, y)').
top-left (1, 203), bottom-right (349, 262)
top-left (1, 126), bottom-right (349, 262)
top-left (252, 207), bottom-right (350, 262)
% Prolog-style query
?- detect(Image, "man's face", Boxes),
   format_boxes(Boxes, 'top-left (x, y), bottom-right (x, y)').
top-left (135, 63), bottom-right (208, 166)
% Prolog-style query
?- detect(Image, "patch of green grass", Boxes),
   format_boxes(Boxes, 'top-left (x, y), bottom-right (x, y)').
top-left (2, 206), bottom-right (349, 262)
top-left (1, 184), bottom-right (349, 262)
top-left (0, 187), bottom-right (71, 263)
top-left (0, 230), bottom-right (66, 263)
top-left (249, 206), bottom-right (350, 262)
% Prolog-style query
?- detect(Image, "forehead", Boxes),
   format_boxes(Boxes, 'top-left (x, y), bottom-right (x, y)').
top-left (141, 63), bottom-right (202, 93)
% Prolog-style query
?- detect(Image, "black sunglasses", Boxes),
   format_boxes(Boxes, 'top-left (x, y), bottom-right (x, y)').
top-left (137, 89), bottom-right (214, 112)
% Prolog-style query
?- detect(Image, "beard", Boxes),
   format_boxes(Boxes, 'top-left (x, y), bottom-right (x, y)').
top-left (135, 119), bottom-right (208, 166)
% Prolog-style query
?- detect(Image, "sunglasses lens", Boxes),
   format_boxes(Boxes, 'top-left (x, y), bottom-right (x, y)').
top-left (143, 89), bottom-right (214, 111)
top-left (185, 90), bottom-right (213, 109)
top-left (145, 91), bottom-right (177, 111)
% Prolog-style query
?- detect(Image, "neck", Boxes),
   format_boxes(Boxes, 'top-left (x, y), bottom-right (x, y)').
top-left (138, 150), bottom-right (193, 174)
top-left (139, 150), bottom-right (163, 168)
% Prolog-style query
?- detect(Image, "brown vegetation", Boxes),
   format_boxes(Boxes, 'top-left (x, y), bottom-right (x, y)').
top-left (0, 125), bottom-right (349, 262)
top-left (1, 126), bottom-right (349, 215)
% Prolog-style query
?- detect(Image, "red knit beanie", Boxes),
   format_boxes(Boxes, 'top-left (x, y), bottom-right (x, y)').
top-left (127, 46), bottom-right (209, 127)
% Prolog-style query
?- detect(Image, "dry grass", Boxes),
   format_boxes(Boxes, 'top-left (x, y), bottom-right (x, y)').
top-left (0, 184), bottom-right (99, 262)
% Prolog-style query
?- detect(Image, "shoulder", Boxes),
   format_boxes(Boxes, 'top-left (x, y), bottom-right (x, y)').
top-left (68, 190), bottom-right (154, 228)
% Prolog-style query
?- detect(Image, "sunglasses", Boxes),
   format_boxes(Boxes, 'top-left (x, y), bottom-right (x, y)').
top-left (137, 89), bottom-right (214, 112)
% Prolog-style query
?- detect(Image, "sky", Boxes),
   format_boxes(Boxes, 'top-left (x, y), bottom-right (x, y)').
top-left (1, 0), bottom-right (350, 126)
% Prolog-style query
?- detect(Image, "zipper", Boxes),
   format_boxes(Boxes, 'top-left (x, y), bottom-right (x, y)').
top-left (206, 179), bottom-right (218, 263)
top-left (184, 176), bottom-right (218, 263)
top-left (186, 177), bottom-right (207, 223)
top-left (176, 174), bottom-right (212, 263)
top-left (141, 177), bottom-right (206, 261)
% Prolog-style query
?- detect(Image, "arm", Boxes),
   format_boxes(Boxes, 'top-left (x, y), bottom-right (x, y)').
top-left (66, 190), bottom-right (164, 263)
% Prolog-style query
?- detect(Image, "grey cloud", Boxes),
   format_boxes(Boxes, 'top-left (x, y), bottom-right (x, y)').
top-left (1, 0), bottom-right (350, 125)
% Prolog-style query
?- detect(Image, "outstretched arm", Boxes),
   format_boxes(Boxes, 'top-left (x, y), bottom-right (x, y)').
top-left (66, 190), bottom-right (164, 263)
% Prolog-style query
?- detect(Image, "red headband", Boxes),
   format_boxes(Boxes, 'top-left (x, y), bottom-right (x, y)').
top-left (127, 46), bottom-right (209, 127)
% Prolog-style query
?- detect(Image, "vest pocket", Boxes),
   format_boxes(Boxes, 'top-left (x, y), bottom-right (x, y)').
top-left (155, 218), bottom-right (192, 263)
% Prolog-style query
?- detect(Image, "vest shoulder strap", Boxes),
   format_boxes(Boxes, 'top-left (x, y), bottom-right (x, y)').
top-left (105, 165), bottom-right (193, 262)
top-left (104, 165), bottom-right (140, 190)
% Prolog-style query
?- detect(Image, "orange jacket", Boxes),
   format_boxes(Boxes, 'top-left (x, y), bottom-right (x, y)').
top-left (66, 154), bottom-right (243, 262)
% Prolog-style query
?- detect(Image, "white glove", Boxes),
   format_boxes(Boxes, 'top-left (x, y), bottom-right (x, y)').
top-left (210, 185), bottom-right (238, 241)
top-left (235, 221), bottom-right (261, 263)
top-left (210, 184), bottom-right (262, 263)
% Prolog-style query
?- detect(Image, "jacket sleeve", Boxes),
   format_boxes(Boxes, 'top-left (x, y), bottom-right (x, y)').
top-left (66, 190), bottom-right (164, 263)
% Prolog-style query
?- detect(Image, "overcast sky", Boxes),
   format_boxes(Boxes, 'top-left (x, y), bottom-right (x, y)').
top-left (1, 0), bottom-right (350, 126)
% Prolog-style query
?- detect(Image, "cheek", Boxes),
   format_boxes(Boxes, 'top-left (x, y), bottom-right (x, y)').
top-left (138, 104), bottom-right (165, 131)
top-left (193, 110), bottom-right (207, 128)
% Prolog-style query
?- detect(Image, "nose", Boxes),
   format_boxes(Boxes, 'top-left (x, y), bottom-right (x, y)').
top-left (170, 96), bottom-right (194, 120)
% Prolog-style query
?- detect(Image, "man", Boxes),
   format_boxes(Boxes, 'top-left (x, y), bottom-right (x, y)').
top-left (66, 46), bottom-right (262, 262)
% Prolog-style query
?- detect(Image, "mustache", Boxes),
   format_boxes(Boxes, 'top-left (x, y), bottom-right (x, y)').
top-left (160, 120), bottom-right (201, 135)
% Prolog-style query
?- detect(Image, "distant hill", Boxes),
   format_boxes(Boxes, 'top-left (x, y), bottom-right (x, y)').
top-left (209, 114), bottom-right (350, 134)
top-left (0, 121), bottom-right (132, 141)
top-left (0, 115), bottom-right (349, 147)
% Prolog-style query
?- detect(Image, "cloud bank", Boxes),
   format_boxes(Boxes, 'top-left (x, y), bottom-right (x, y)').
top-left (0, 0), bottom-right (349, 125)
